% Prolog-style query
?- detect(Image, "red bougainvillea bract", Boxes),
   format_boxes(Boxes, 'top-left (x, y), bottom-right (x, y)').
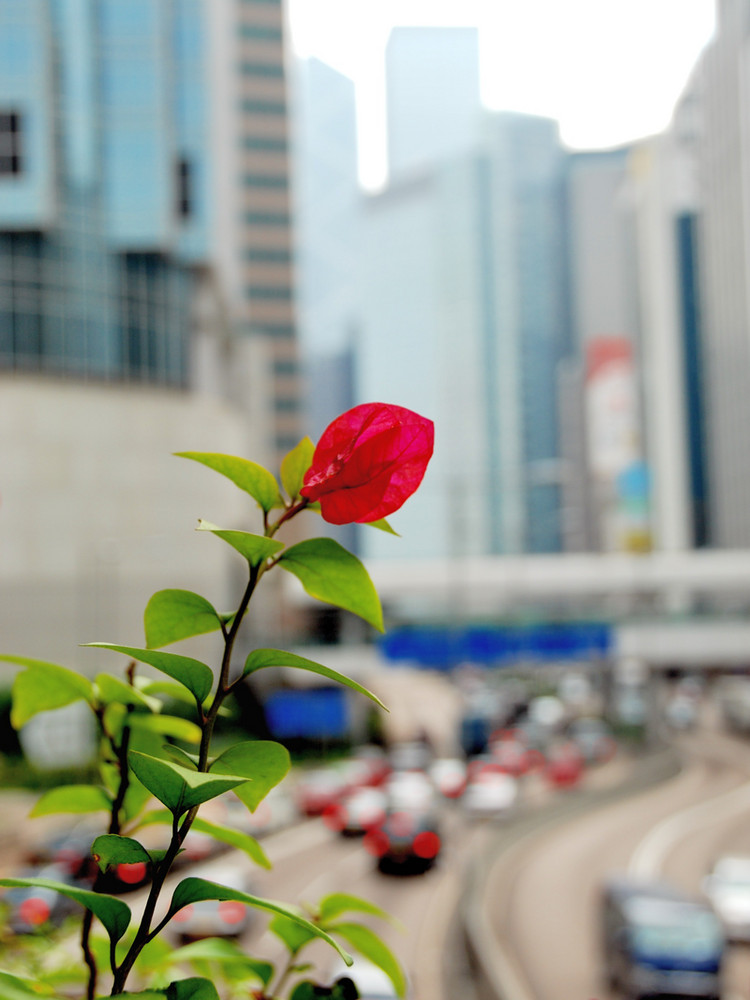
top-left (300, 402), bottom-right (434, 525)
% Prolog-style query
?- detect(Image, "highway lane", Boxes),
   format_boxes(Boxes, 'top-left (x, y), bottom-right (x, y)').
top-left (482, 723), bottom-right (750, 1000)
top-left (156, 757), bottom-right (628, 999)
top-left (229, 804), bottom-right (487, 1000)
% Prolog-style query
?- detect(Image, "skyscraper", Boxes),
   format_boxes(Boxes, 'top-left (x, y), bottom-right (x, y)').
top-left (232, 0), bottom-right (301, 460)
top-left (385, 26), bottom-right (481, 182)
top-left (0, 0), bottom-right (209, 383)
top-left (356, 111), bottom-right (569, 560)
top-left (564, 148), bottom-right (648, 552)
top-left (693, 0), bottom-right (750, 546)
top-left (0, 0), bottom-right (301, 664)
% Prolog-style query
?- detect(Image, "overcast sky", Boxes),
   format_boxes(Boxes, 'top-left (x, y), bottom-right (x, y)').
top-left (288, 0), bottom-right (716, 190)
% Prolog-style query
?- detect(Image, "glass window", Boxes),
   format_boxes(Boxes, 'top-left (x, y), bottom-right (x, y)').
top-left (244, 210), bottom-right (289, 225)
top-left (244, 248), bottom-right (291, 263)
top-left (245, 285), bottom-right (292, 301)
top-left (177, 158), bottom-right (192, 219)
top-left (239, 61), bottom-right (284, 78)
top-left (243, 173), bottom-right (287, 188)
top-left (0, 112), bottom-right (23, 176)
top-left (238, 24), bottom-right (282, 42)
top-left (240, 98), bottom-right (286, 115)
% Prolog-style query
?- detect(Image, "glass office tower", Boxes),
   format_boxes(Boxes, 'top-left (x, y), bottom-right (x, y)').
top-left (0, 0), bottom-right (209, 384)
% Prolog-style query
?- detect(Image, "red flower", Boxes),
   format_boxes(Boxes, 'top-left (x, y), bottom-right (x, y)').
top-left (300, 402), bottom-right (434, 525)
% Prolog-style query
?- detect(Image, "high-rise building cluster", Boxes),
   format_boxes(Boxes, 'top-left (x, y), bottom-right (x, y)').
top-left (293, 10), bottom-right (749, 564)
top-left (0, 0), bottom-right (298, 663)
top-left (0, 0), bottom-right (746, 662)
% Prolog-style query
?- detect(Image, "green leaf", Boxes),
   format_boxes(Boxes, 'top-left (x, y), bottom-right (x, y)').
top-left (278, 539), bottom-right (384, 632)
top-left (167, 939), bottom-right (273, 985)
top-left (129, 714), bottom-right (202, 744)
top-left (84, 645), bottom-right (214, 703)
top-left (325, 923), bottom-right (406, 998)
top-left (365, 518), bottom-right (399, 535)
top-left (128, 752), bottom-right (248, 817)
top-left (166, 980), bottom-right (220, 1000)
top-left (280, 437), bottom-right (314, 501)
top-left (196, 521), bottom-right (284, 566)
top-left (134, 808), bottom-right (271, 869)
top-left (162, 746), bottom-right (200, 769)
top-left (4, 657), bottom-right (95, 729)
top-left (138, 680), bottom-right (199, 707)
top-left (166, 879), bottom-right (352, 965)
top-left (318, 893), bottom-right (396, 928)
top-left (210, 740), bottom-right (291, 810)
top-left (96, 673), bottom-right (160, 711)
top-left (30, 784), bottom-right (112, 817)
top-left (187, 817), bottom-right (271, 869)
top-left (122, 775), bottom-right (153, 823)
top-left (243, 651), bottom-right (387, 712)
top-left (91, 835), bottom-right (152, 872)
top-left (0, 876), bottom-right (131, 945)
top-left (144, 590), bottom-right (224, 650)
top-left (268, 910), bottom-right (318, 956)
top-left (175, 452), bottom-right (283, 513)
top-left (0, 972), bottom-right (65, 1000)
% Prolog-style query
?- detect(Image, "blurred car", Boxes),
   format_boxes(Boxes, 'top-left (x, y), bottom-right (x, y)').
top-left (323, 787), bottom-right (387, 836)
top-left (462, 771), bottom-right (518, 818)
top-left (429, 757), bottom-right (467, 799)
top-left (387, 740), bottom-right (432, 773)
top-left (3, 863), bottom-right (81, 934)
top-left (351, 744), bottom-right (391, 787)
top-left (488, 732), bottom-right (532, 777)
top-left (384, 769), bottom-right (436, 812)
top-left (702, 855), bottom-right (750, 941)
top-left (169, 865), bottom-right (254, 943)
top-left (177, 826), bottom-right (223, 867)
top-left (664, 693), bottom-right (698, 731)
top-left (601, 876), bottom-right (724, 1000)
top-left (364, 807), bottom-right (442, 874)
top-left (294, 768), bottom-right (348, 817)
top-left (33, 820), bottom-right (100, 883)
top-left (567, 716), bottom-right (616, 765)
top-left (543, 741), bottom-right (584, 789)
top-left (388, 740), bottom-right (432, 771)
top-left (29, 819), bottom-right (151, 894)
top-left (327, 959), bottom-right (407, 1000)
top-left (238, 781), bottom-right (298, 836)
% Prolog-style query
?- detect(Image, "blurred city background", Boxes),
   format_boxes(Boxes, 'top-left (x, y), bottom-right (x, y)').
top-left (6, 1), bottom-right (750, 999)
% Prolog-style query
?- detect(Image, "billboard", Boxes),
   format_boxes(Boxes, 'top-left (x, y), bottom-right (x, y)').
top-left (586, 336), bottom-right (651, 551)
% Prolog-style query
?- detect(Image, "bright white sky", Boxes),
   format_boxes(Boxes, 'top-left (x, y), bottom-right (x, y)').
top-left (288, 0), bottom-right (716, 191)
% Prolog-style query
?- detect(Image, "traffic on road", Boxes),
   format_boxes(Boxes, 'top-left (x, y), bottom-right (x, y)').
top-left (2, 667), bottom-right (750, 1000)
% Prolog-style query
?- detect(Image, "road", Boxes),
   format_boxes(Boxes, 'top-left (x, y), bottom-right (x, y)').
top-left (150, 756), bottom-right (629, 1000)
top-left (11, 696), bottom-right (750, 1000)
top-left (481, 715), bottom-right (750, 1000)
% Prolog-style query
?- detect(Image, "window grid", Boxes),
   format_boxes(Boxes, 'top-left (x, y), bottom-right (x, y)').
top-left (0, 111), bottom-right (23, 176)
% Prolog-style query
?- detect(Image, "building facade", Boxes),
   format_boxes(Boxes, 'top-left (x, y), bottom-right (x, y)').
top-left (356, 111), bottom-right (569, 561)
top-left (693, 0), bottom-right (750, 547)
top-left (0, 0), bottom-right (209, 383)
top-left (0, 0), bottom-right (302, 666)
top-left (231, 0), bottom-right (301, 460)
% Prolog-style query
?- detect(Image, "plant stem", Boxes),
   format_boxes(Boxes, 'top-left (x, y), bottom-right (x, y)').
top-left (83, 693), bottom-right (135, 999)
top-left (110, 564), bottom-right (263, 994)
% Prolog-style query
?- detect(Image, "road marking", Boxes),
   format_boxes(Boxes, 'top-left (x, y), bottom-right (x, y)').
top-left (628, 779), bottom-right (750, 879)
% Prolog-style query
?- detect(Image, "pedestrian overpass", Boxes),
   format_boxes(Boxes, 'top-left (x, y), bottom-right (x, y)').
top-left (363, 550), bottom-right (750, 670)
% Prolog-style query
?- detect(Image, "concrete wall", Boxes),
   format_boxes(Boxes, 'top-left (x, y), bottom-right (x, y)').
top-left (0, 375), bottom-right (268, 677)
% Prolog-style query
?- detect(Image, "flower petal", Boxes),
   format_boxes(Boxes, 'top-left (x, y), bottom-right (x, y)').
top-left (301, 403), bottom-right (434, 525)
